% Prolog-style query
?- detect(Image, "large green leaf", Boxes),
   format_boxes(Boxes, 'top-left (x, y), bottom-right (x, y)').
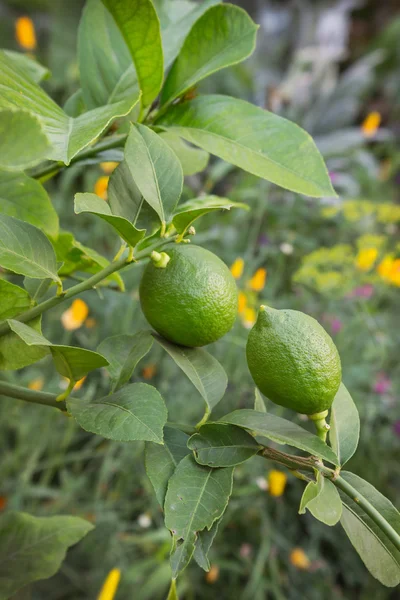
top-left (8, 320), bottom-right (109, 381)
top-left (160, 132), bottom-right (209, 176)
top-left (67, 383), bottom-right (167, 443)
top-left (164, 455), bottom-right (233, 576)
top-left (339, 471), bottom-right (400, 587)
top-left (172, 195), bottom-right (248, 236)
top-left (0, 215), bottom-right (60, 282)
top-left (74, 193), bottom-right (145, 247)
top-left (123, 125), bottom-right (183, 227)
top-left (329, 383), bottom-right (360, 466)
top-left (188, 423), bottom-right (260, 467)
top-left (219, 410), bottom-right (339, 465)
top-left (0, 511), bottom-right (93, 600)
top-left (0, 280), bottom-right (47, 370)
top-left (157, 95), bottom-right (336, 197)
top-left (193, 518), bottom-right (220, 572)
top-left (0, 109), bottom-right (50, 172)
top-left (102, 0), bottom-right (163, 107)
top-left (145, 426), bottom-right (190, 505)
top-left (299, 472), bottom-right (342, 526)
top-left (0, 171), bottom-right (58, 237)
top-left (161, 4), bottom-right (257, 106)
top-left (98, 331), bottom-right (154, 392)
top-left (78, 0), bottom-right (138, 109)
top-left (3, 50), bottom-right (50, 83)
top-left (0, 50), bottom-right (140, 164)
top-left (154, 334), bottom-right (228, 412)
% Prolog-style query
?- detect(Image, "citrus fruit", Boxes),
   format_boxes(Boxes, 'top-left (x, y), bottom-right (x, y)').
top-left (139, 244), bottom-right (238, 347)
top-left (246, 305), bottom-right (341, 415)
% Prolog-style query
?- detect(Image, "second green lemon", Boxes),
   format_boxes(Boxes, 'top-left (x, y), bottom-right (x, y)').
top-left (140, 244), bottom-right (238, 347)
top-left (246, 305), bottom-right (341, 415)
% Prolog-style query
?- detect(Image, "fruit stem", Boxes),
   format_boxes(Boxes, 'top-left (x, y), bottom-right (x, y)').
top-left (309, 410), bottom-right (330, 442)
top-left (0, 380), bottom-right (67, 411)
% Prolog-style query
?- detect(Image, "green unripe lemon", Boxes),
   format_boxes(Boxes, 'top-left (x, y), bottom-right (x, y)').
top-left (139, 244), bottom-right (238, 347)
top-left (246, 305), bottom-right (341, 415)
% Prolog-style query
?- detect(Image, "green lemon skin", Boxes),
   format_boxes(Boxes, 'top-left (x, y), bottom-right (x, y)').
top-left (246, 305), bottom-right (341, 415)
top-left (139, 244), bottom-right (238, 347)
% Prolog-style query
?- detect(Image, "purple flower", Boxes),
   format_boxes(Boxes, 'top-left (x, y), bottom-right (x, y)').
top-left (373, 373), bottom-right (392, 395)
top-left (393, 421), bottom-right (400, 437)
top-left (349, 285), bottom-right (374, 299)
top-left (329, 171), bottom-right (338, 183)
top-left (258, 233), bottom-right (270, 246)
top-left (331, 318), bottom-right (343, 335)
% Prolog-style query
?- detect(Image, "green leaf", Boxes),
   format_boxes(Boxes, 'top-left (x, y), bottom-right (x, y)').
top-left (145, 426), bottom-right (190, 505)
top-left (23, 276), bottom-right (52, 302)
top-left (161, 4), bottom-right (257, 106)
top-left (166, 579), bottom-right (178, 600)
top-left (0, 280), bottom-right (47, 370)
top-left (3, 50), bottom-right (50, 83)
top-left (339, 471), bottom-right (400, 587)
top-left (8, 320), bottom-right (109, 381)
top-left (74, 193), bottom-right (145, 247)
top-left (0, 511), bottom-right (93, 600)
top-left (98, 331), bottom-right (154, 392)
top-left (78, 0), bottom-right (138, 109)
top-left (102, 0), bottom-right (163, 107)
top-left (0, 170), bottom-right (58, 237)
top-left (0, 215), bottom-right (60, 283)
top-left (254, 388), bottom-right (267, 412)
top-left (329, 383), bottom-right (360, 466)
top-left (164, 455), bottom-right (233, 576)
top-left (123, 125), bottom-right (183, 226)
top-left (67, 383), bottom-right (167, 443)
top-left (160, 132), bottom-right (209, 176)
top-left (219, 410), bottom-right (339, 465)
top-left (157, 95), bottom-right (336, 197)
top-left (193, 518), bottom-right (220, 571)
top-left (64, 89), bottom-right (86, 118)
top-left (299, 472), bottom-right (342, 526)
top-left (172, 195), bottom-right (248, 236)
top-left (153, 334), bottom-right (227, 412)
top-left (0, 110), bottom-right (50, 172)
top-left (188, 423), bottom-right (260, 467)
top-left (0, 50), bottom-right (140, 165)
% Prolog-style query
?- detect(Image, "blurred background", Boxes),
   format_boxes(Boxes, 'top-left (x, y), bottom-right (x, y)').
top-left (0, 0), bottom-right (399, 598)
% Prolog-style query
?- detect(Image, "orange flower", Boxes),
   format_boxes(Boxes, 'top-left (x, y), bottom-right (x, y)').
top-left (0, 496), bottom-right (8, 511)
top-left (355, 247), bottom-right (378, 271)
top-left (97, 568), bottom-right (121, 600)
top-left (242, 306), bottom-right (256, 329)
top-left (28, 377), bottom-right (44, 391)
top-left (100, 162), bottom-right (119, 174)
top-left (230, 257), bottom-right (244, 279)
top-left (205, 564), bottom-right (220, 584)
top-left (361, 111), bottom-right (381, 138)
top-left (85, 317), bottom-right (97, 329)
top-left (238, 291), bottom-right (247, 314)
top-left (94, 176), bottom-right (110, 200)
top-left (290, 548), bottom-right (311, 570)
top-left (15, 16), bottom-right (37, 51)
top-left (389, 259), bottom-right (400, 286)
top-left (268, 470), bottom-right (287, 497)
top-left (61, 299), bottom-right (89, 331)
top-left (248, 268), bottom-right (267, 292)
top-left (142, 364), bottom-right (156, 380)
top-left (377, 255), bottom-right (394, 281)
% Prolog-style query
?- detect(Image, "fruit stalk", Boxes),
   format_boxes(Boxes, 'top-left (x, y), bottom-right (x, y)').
top-left (309, 410), bottom-right (330, 442)
top-left (0, 380), bottom-right (67, 411)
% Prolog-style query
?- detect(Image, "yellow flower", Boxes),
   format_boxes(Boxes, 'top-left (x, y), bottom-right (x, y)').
top-left (100, 162), bottom-right (119, 174)
top-left (355, 247), bottom-right (378, 271)
top-left (361, 111), bottom-right (381, 138)
top-left (238, 291), bottom-right (247, 314)
top-left (230, 257), bottom-right (244, 279)
top-left (28, 377), bottom-right (44, 391)
top-left (205, 564), bottom-right (220, 584)
top-left (94, 176), bottom-right (110, 200)
top-left (15, 16), bottom-right (37, 51)
top-left (61, 299), bottom-right (89, 331)
top-left (248, 268), bottom-right (267, 292)
top-left (390, 259), bottom-right (400, 286)
top-left (97, 568), bottom-right (121, 600)
top-left (377, 255), bottom-right (395, 281)
top-left (73, 377), bottom-right (86, 391)
top-left (290, 548), bottom-right (311, 570)
top-left (242, 307), bottom-right (256, 329)
top-left (268, 470), bottom-right (287, 497)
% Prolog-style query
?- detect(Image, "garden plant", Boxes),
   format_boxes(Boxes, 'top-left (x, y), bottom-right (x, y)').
top-left (0, 0), bottom-right (399, 598)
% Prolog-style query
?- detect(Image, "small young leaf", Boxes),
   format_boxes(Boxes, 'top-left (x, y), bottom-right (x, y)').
top-left (0, 110), bottom-right (50, 172)
top-left (160, 132), bottom-right (209, 176)
top-left (0, 215), bottom-right (60, 283)
top-left (74, 193), bottom-right (145, 247)
top-left (0, 511), bottom-right (93, 600)
top-left (193, 518), bottom-right (221, 572)
top-left (145, 426), bottom-right (190, 506)
top-left (157, 95), bottom-right (336, 197)
top-left (299, 480), bottom-right (320, 515)
top-left (164, 455), bottom-right (233, 576)
top-left (329, 383), bottom-right (360, 466)
top-left (0, 170), bottom-right (58, 237)
top-left (154, 334), bottom-right (228, 412)
top-left (254, 388), bottom-right (267, 412)
top-left (172, 195), bottom-right (248, 236)
top-left (299, 472), bottom-right (342, 526)
top-left (98, 331), bottom-right (154, 392)
top-left (102, 0), bottom-right (163, 107)
top-left (219, 410), bottom-right (339, 465)
top-left (188, 423), bottom-right (260, 467)
top-left (67, 383), bottom-right (167, 443)
top-left (161, 4), bottom-right (257, 106)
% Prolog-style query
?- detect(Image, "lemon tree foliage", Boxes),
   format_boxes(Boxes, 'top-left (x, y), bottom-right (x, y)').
top-left (0, 0), bottom-right (398, 593)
